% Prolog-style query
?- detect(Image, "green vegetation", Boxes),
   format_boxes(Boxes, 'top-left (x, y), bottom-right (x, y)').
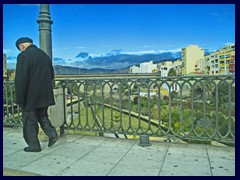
top-left (168, 68), bottom-right (177, 77)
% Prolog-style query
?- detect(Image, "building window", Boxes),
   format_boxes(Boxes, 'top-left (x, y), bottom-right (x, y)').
top-left (225, 54), bottom-right (230, 58)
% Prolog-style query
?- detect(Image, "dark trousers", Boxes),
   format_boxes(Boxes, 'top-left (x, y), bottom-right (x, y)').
top-left (22, 107), bottom-right (57, 149)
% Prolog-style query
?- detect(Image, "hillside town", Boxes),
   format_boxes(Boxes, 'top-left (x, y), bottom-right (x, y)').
top-left (129, 44), bottom-right (235, 76)
top-left (3, 43), bottom-right (235, 81)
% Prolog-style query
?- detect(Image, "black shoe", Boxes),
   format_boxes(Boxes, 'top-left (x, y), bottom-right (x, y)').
top-left (24, 147), bottom-right (41, 152)
top-left (48, 136), bottom-right (58, 147)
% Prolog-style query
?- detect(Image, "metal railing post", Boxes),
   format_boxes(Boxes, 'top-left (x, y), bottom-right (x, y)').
top-left (138, 135), bottom-right (151, 147)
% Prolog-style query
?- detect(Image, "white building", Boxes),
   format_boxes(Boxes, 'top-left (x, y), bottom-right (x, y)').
top-left (130, 61), bottom-right (157, 73)
top-left (140, 61), bottom-right (157, 73)
top-left (129, 65), bottom-right (141, 73)
top-left (157, 59), bottom-right (182, 77)
top-left (159, 65), bottom-right (175, 77)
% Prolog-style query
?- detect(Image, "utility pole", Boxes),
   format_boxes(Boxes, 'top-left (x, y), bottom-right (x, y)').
top-left (37, 4), bottom-right (53, 60)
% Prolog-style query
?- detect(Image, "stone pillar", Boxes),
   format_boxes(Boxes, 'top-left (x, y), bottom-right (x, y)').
top-left (48, 88), bottom-right (66, 128)
top-left (37, 4), bottom-right (53, 60)
top-left (38, 88), bottom-right (66, 141)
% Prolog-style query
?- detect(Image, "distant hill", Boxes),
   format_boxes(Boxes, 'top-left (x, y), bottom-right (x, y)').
top-left (54, 57), bottom-right (180, 75)
top-left (53, 49), bottom-right (182, 75)
top-left (53, 50), bottom-right (182, 75)
top-left (53, 65), bottom-right (118, 75)
top-left (77, 51), bottom-right (182, 69)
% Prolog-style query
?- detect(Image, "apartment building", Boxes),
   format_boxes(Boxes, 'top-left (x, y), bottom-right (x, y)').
top-left (205, 44), bottom-right (235, 75)
top-left (218, 44), bottom-right (235, 75)
top-left (194, 59), bottom-right (205, 73)
top-left (7, 70), bottom-right (16, 81)
top-left (3, 54), bottom-right (7, 81)
top-left (174, 59), bottom-right (183, 75)
top-left (157, 60), bottom-right (182, 77)
top-left (140, 61), bottom-right (157, 73)
top-left (130, 61), bottom-right (157, 73)
top-left (129, 65), bottom-right (141, 73)
top-left (229, 54), bottom-right (235, 75)
top-left (182, 45), bottom-right (205, 75)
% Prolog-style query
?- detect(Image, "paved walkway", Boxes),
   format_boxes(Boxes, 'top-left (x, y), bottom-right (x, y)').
top-left (3, 127), bottom-right (235, 176)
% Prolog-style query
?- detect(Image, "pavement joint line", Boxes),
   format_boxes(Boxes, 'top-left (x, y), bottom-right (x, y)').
top-left (106, 139), bottom-right (138, 176)
top-left (16, 150), bottom-right (50, 169)
top-left (70, 134), bottom-right (86, 143)
top-left (205, 144), bottom-right (214, 176)
top-left (4, 148), bottom-right (24, 157)
top-left (54, 135), bottom-right (110, 176)
top-left (157, 142), bottom-right (171, 176)
top-left (8, 134), bottom-right (84, 170)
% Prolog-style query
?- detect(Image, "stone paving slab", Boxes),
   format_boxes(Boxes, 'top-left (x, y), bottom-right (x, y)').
top-left (3, 168), bottom-right (41, 176)
top-left (21, 154), bottom-right (79, 176)
top-left (160, 151), bottom-right (211, 176)
top-left (206, 145), bottom-right (235, 176)
top-left (159, 142), bottom-right (211, 176)
top-left (3, 127), bottom-right (235, 176)
top-left (58, 158), bottom-right (116, 176)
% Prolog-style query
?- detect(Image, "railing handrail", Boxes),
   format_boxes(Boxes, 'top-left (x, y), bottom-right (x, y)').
top-left (3, 75), bottom-right (235, 145)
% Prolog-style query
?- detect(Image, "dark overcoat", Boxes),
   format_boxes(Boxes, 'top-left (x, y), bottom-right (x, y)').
top-left (14, 44), bottom-right (55, 111)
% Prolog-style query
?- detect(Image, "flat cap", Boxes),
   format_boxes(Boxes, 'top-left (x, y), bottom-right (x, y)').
top-left (16, 37), bottom-right (33, 50)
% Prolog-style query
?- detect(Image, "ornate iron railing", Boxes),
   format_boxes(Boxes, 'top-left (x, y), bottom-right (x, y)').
top-left (3, 75), bottom-right (235, 144)
top-left (3, 81), bottom-right (22, 126)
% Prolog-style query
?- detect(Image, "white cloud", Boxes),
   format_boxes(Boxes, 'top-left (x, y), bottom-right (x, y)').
top-left (3, 49), bottom-right (19, 58)
top-left (123, 50), bottom-right (156, 55)
top-left (3, 49), bottom-right (12, 53)
top-left (224, 42), bottom-right (234, 46)
top-left (75, 48), bottom-right (182, 58)
top-left (165, 48), bottom-right (182, 53)
top-left (122, 48), bottom-right (181, 55)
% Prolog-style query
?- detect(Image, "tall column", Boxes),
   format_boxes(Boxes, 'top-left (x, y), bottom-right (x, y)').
top-left (37, 4), bottom-right (53, 60)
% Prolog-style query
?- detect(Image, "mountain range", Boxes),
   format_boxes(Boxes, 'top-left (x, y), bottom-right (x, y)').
top-left (54, 51), bottom-right (182, 75)
top-left (6, 48), bottom-right (213, 72)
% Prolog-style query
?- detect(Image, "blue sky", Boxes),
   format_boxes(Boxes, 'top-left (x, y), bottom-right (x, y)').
top-left (3, 4), bottom-right (235, 69)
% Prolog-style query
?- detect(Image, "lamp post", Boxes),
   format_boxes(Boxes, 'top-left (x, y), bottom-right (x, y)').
top-left (37, 4), bottom-right (53, 60)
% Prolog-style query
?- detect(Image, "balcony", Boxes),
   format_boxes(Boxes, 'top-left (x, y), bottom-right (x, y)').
top-left (3, 75), bottom-right (235, 176)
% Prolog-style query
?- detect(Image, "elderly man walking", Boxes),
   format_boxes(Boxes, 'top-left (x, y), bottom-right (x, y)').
top-left (15, 37), bottom-right (58, 152)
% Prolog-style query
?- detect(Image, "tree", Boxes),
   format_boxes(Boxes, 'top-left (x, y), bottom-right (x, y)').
top-left (152, 68), bottom-right (158, 73)
top-left (168, 68), bottom-right (177, 76)
top-left (213, 81), bottom-right (235, 106)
